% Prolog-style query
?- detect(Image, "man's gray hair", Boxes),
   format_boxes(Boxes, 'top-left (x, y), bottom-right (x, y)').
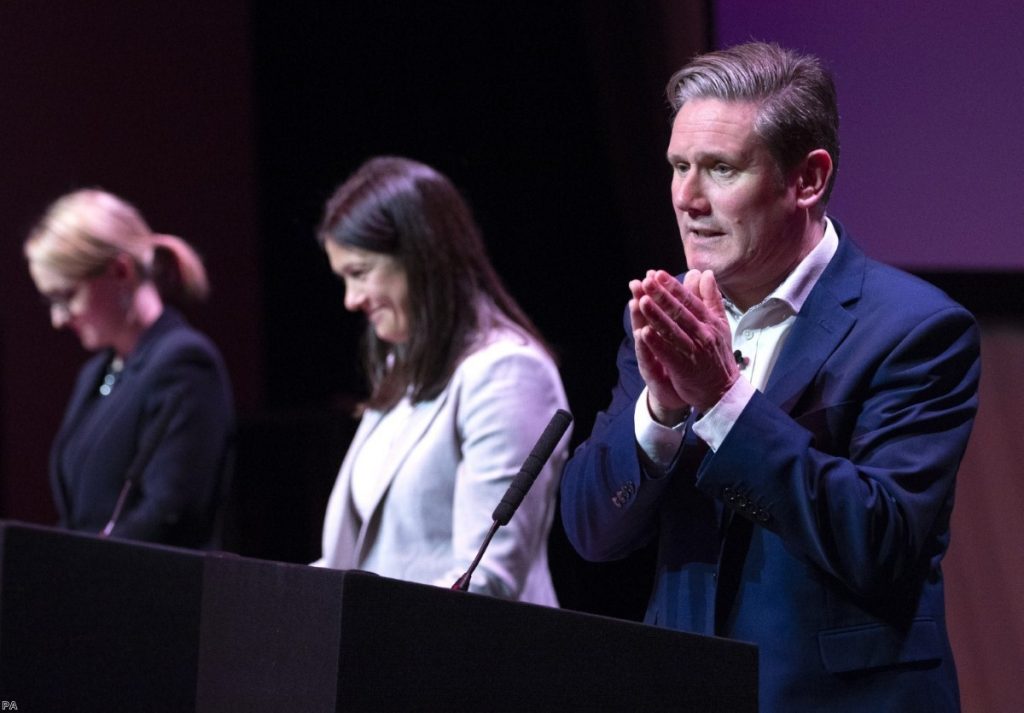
top-left (666, 42), bottom-right (840, 203)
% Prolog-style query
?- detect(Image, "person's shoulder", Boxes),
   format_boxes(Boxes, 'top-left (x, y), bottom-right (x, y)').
top-left (142, 311), bottom-right (227, 371)
top-left (462, 328), bottom-right (553, 371)
top-left (454, 326), bottom-right (560, 392)
top-left (451, 328), bottom-right (567, 417)
top-left (831, 223), bottom-right (970, 319)
top-left (860, 257), bottom-right (971, 319)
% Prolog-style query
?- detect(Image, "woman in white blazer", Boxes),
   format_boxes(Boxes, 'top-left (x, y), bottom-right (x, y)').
top-left (312, 156), bottom-right (570, 605)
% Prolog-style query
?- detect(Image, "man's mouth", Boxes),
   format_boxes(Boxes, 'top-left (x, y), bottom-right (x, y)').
top-left (686, 227), bottom-right (724, 239)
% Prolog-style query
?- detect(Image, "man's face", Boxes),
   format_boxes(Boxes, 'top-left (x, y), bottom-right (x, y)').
top-left (667, 98), bottom-right (807, 309)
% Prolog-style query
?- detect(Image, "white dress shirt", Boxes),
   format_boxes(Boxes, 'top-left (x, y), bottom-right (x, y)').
top-left (635, 218), bottom-right (839, 467)
top-left (349, 397), bottom-right (415, 521)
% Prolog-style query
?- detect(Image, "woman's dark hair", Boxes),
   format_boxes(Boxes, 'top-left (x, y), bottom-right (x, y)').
top-left (318, 156), bottom-right (548, 410)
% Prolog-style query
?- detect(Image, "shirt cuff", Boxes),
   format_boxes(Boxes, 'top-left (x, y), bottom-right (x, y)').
top-left (634, 387), bottom-right (687, 471)
top-left (691, 378), bottom-right (756, 452)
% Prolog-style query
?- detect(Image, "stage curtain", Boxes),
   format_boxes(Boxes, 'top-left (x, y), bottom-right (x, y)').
top-left (946, 320), bottom-right (1024, 713)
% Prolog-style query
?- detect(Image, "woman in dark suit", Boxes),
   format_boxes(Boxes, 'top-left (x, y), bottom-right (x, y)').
top-left (25, 189), bottom-right (234, 548)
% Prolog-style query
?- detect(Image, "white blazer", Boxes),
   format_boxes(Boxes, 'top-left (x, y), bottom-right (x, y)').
top-left (314, 315), bottom-right (570, 605)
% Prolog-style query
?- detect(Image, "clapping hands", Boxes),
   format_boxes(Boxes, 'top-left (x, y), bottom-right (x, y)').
top-left (628, 269), bottom-right (739, 423)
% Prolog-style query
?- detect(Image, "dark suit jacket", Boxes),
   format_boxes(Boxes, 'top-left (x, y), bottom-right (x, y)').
top-left (51, 307), bottom-right (234, 549)
top-left (560, 223), bottom-right (980, 712)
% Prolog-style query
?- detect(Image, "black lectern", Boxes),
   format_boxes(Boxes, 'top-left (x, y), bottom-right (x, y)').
top-left (0, 522), bottom-right (756, 711)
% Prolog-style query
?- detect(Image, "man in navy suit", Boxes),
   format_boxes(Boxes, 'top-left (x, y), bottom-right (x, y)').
top-left (560, 42), bottom-right (979, 712)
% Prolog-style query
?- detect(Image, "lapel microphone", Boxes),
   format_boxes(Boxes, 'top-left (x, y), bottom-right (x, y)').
top-left (733, 350), bottom-right (748, 369)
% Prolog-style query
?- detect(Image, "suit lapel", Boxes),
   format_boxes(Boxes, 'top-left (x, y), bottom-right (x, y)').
top-left (763, 295), bottom-right (855, 414)
top-left (765, 230), bottom-right (864, 411)
top-left (51, 352), bottom-right (109, 520)
top-left (714, 229), bottom-right (866, 634)
top-left (50, 308), bottom-right (185, 522)
top-left (351, 388), bottom-right (452, 560)
top-left (54, 353), bottom-right (108, 449)
top-left (321, 410), bottom-right (381, 569)
top-left (58, 310), bottom-right (176, 468)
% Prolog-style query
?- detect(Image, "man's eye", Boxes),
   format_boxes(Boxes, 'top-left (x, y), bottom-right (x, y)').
top-left (674, 162), bottom-right (690, 174)
top-left (712, 163), bottom-right (735, 176)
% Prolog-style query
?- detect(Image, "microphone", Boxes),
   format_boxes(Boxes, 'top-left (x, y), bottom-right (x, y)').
top-left (101, 393), bottom-right (181, 537)
top-left (451, 408), bottom-right (573, 592)
top-left (733, 349), bottom-right (748, 369)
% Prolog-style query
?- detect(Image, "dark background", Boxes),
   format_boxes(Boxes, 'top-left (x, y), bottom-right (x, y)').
top-left (1, 5), bottom-right (1021, 707)
top-left (0, 0), bottom-right (706, 620)
top-left (247, 0), bottom-right (707, 618)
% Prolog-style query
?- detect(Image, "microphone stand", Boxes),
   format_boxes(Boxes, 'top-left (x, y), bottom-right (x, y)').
top-left (452, 409), bottom-right (572, 592)
top-left (100, 392), bottom-right (181, 538)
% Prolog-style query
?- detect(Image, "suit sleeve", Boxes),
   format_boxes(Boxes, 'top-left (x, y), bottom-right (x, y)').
top-left (560, 305), bottom-right (683, 561)
top-left (110, 338), bottom-right (234, 544)
top-left (697, 305), bottom-right (980, 597)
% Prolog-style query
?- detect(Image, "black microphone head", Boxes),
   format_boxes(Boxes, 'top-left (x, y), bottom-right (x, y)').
top-left (491, 409), bottom-right (572, 525)
top-left (455, 410), bottom-right (572, 590)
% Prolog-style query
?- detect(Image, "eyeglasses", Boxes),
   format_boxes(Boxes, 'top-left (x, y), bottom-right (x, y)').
top-left (40, 283), bottom-right (85, 318)
top-left (38, 262), bottom-right (110, 318)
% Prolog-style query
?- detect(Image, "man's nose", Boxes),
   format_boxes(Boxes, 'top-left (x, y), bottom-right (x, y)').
top-left (674, 172), bottom-right (710, 215)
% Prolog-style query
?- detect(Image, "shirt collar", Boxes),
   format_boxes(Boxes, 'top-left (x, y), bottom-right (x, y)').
top-left (723, 218), bottom-right (839, 318)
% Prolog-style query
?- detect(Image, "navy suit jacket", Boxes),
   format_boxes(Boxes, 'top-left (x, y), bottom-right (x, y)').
top-left (51, 307), bottom-right (234, 549)
top-left (560, 223), bottom-right (980, 712)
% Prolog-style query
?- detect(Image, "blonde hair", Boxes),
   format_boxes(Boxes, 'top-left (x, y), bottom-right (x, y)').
top-left (24, 189), bottom-right (209, 303)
